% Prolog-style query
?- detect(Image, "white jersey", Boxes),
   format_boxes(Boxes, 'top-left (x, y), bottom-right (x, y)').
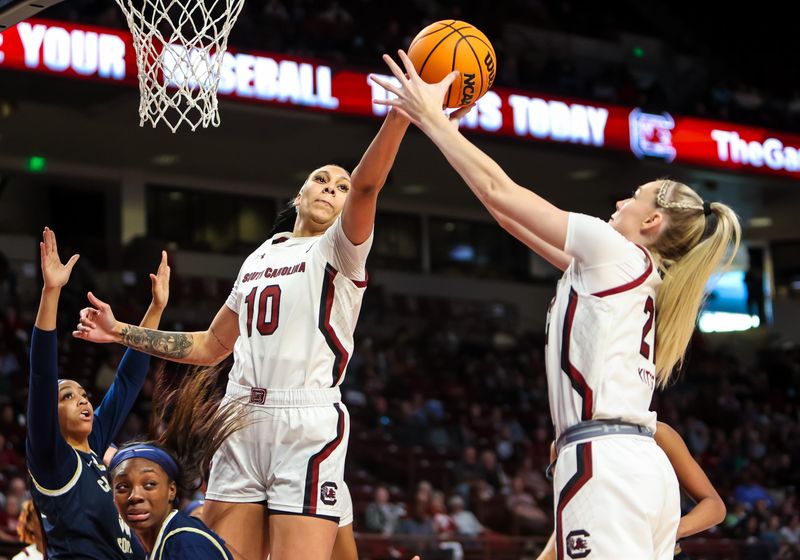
top-left (225, 217), bottom-right (372, 390)
top-left (545, 213), bottom-right (661, 438)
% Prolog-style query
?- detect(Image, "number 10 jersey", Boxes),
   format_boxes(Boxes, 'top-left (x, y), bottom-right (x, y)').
top-left (225, 217), bottom-right (372, 390)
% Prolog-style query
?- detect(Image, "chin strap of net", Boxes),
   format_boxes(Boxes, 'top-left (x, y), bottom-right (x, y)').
top-left (114, 0), bottom-right (244, 132)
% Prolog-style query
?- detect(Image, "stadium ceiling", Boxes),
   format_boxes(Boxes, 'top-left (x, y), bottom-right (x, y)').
top-left (0, 70), bottom-right (797, 240)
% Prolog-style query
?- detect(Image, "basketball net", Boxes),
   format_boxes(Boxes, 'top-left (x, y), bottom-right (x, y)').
top-left (114, 0), bottom-right (244, 132)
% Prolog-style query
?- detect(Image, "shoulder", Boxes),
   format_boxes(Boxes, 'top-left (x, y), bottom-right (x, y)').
top-left (161, 513), bottom-right (230, 559)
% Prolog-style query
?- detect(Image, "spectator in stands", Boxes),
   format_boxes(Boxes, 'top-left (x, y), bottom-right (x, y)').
top-left (453, 447), bottom-right (482, 502)
top-left (0, 338), bottom-right (21, 393)
top-left (6, 476), bottom-right (30, 504)
top-left (94, 351), bottom-right (120, 393)
top-left (735, 468), bottom-right (775, 509)
top-left (0, 404), bottom-right (24, 452)
top-left (430, 491), bottom-right (456, 538)
top-left (365, 485), bottom-right (405, 536)
top-left (447, 495), bottom-right (484, 537)
top-left (396, 501), bottom-right (434, 537)
top-left (479, 450), bottom-right (509, 494)
top-left (505, 476), bottom-right (547, 534)
top-left (0, 494), bottom-right (22, 542)
top-left (0, 433), bottom-right (24, 472)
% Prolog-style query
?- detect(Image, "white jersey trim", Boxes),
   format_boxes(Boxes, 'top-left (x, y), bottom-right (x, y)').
top-left (30, 448), bottom-right (82, 496)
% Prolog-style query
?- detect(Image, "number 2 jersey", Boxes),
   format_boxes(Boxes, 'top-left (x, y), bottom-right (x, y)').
top-left (545, 213), bottom-right (662, 439)
top-left (225, 217), bottom-right (372, 390)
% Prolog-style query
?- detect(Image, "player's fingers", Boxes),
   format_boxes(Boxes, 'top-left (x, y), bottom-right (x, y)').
top-left (370, 74), bottom-right (403, 98)
top-left (382, 54), bottom-right (408, 84)
top-left (48, 228), bottom-right (58, 255)
top-left (449, 103), bottom-right (474, 121)
top-left (159, 250), bottom-right (168, 271)
top-left (65, 254), bottom-right (80, 272)
top-left (87, 291), bottom-right (108, 310)
top-left (397, 50), bottom-right (420, 80)
top-left (372, 98), bottom-right (405, 110)
top-left (441, 70), bottom-right (460, 90)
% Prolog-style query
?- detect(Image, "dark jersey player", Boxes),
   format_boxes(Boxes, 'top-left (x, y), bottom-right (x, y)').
top-left (27, 227), bottom-right (168, 559)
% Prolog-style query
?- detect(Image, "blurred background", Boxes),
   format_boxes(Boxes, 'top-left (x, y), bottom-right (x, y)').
top-left (1, 1), bottom-right (799, 559)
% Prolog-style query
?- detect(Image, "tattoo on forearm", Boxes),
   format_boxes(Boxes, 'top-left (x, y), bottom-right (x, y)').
top-left (119, 325), bottom-right (193, 359)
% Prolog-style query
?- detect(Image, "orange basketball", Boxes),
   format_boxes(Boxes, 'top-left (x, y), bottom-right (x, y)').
top-left (407, 20), bottom-right (497, 109)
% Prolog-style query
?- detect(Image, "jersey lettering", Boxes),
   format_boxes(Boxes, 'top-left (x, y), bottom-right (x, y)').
top-left (117, 537), bottom-right (132, 553)
top-left (118, 516), bottom-right (132, 537)
top-left (97, 476), bottom-right (110, 493)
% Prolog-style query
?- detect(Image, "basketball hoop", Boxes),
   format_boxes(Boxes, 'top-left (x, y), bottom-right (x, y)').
top-left (114, 0), bottom-right (244, 132)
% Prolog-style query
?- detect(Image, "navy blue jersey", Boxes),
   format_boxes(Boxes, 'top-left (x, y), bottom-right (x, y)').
top-left (26, 327), bottom-right (151, 559)
top-left (150, 511), bottom-right (232, 559)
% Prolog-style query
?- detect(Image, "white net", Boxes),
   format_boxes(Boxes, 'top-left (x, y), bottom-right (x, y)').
top-left (114, 0), bottom-right (245, 132)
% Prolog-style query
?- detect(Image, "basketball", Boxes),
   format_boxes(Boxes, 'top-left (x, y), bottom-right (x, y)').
top-left (407, 20), bottom-right (497, 109)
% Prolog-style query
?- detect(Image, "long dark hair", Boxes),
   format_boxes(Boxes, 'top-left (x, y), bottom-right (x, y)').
top-left (268, 200), bottom-right (298, 238)
top-left (118, 363), bottom-right (245, 500)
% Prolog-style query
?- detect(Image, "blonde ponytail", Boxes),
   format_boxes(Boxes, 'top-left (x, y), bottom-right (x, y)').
top-left (650, 180), bottom-right (741, 387)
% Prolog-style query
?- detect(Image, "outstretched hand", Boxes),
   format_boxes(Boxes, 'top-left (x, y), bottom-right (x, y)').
top-left (73, 292), bottom-right (119, 344)
top-left (40, 227), bottom-right (79, 290)
top-left (150, 250), bottom-right (170, 310)
top-left (370, 50), bottom-right (459, 129)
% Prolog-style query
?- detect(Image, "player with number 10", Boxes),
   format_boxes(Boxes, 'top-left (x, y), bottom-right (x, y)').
top-left (73, 107), bottom-right (411, 560)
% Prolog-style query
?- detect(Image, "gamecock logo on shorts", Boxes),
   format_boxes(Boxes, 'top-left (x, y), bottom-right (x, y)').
top-left (249, 387), bottom-right (267, 405)
top-left (320, 482), bottom-right (338, 506)
top-left (566, 529), bottom-right (591, 558)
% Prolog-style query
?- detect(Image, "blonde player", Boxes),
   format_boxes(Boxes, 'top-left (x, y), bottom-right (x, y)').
top-left (371, 51), bottom-right (740, 559)
top-left (537, 421), bottom-right (727, 559)
top-left (73, 108), bottom-right (411, 560)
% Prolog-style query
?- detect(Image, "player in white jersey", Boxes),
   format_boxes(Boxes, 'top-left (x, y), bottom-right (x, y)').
top-left (371, 52), bottom-right (740, 559)
top-left (73, 108), bottom-right (412, 560)
top-left (536, 421), bottom-right (727, 560)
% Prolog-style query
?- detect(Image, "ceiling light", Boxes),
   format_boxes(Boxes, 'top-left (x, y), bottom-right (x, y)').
top-left (401, 184), bottom-right (428, 195)
top-left (748, 216), bottom-right (772, 228)
top-left (152, 154), bottom-right (179, 166)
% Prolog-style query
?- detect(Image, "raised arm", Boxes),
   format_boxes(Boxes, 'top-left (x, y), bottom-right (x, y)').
top-left (74, 295), bottom-right (239, 366)
top-left (484, 206), bottom-right (572, 271)
top-left (27, 227), bottom-right (81, 487)
top-left (341, 108), bottom-right (410, 245)
top-left (372, 52), bottom-right (570, 252)
top-left (655, 422), bottom-right (726, 539)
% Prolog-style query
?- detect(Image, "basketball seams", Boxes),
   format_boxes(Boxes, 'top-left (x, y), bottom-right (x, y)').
top-left (415, 25), bottom-right (474, 82)
top-left (447, 38), bottom-right (461, 107)
top-left (454, 36), bottom-right (485, 102)
top-left (409, 20), bottom-right (494, 107)
top-left (440, 21), bottom-right (490, 102)
top-left (408, 20), bottom-right (454, 50)
top-left (459, 34), bottom-right (497, 87)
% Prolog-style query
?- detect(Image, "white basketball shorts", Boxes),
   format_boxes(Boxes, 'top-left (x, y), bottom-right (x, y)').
top-left (206, 381), bottom-right (350, 522)
top-left (553, 435), bottom-right (680, 560)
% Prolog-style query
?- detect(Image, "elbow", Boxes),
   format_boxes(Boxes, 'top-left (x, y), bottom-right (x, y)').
top-left (713, 498), bottom-right (727, 526)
